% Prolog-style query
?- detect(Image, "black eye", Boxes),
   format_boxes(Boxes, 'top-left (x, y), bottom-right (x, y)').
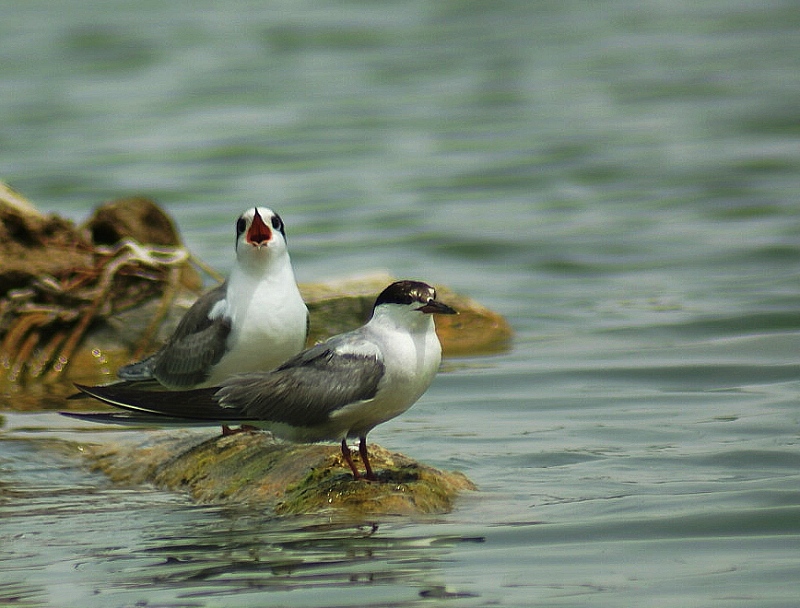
top-left (271, 214), bottom-right (285, 236)
top-left (236, 217), bottom-right (247, 236)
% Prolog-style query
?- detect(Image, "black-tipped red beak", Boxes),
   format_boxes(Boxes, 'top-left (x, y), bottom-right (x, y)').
top-left (246, 209), bottom-right (272, 246)
top-left (417, 299), bottom-right (458, 315)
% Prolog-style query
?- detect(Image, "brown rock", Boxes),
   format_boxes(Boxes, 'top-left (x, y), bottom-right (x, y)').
top-left (82, 196), bottom-right (184, 247)
top-left (1, 186), bottom-right (202, 396)
top-left (0, 184), bottom-right (93, 294)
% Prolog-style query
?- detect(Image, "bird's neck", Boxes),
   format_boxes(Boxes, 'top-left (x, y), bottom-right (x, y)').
top-left (226, 253), bottom-right (299, 312)
top-left (235, 250), bottom-right (292, 278)
top-left (368, 308), bottom-right (434, 336)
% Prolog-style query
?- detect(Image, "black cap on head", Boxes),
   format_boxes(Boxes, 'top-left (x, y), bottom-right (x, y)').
top-left (373, 280), bottom-right (457, 315)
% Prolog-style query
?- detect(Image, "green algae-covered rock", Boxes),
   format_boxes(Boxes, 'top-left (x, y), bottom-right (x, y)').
top-left (83, 430), bottom-right (476, 517)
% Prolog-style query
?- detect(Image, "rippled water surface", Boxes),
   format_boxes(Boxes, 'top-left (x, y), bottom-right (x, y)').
top-left (2, 1), bottom-right (800, 606)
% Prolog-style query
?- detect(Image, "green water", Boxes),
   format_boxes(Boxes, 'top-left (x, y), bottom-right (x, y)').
top-left (2, 0), bottom-right (800, 606)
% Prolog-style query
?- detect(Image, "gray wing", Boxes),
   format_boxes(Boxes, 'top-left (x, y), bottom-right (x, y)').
top-left (117, 282), bottom-right (232, 388)
top-left (216, 337), bottom-right (385, 427)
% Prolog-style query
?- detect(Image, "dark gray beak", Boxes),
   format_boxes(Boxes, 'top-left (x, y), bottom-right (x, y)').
top-left (417, 299), bottom-right (458, 315)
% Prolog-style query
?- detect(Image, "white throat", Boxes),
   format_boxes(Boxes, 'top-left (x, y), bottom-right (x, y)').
top-left (206, 246), bottom-right (307, 383)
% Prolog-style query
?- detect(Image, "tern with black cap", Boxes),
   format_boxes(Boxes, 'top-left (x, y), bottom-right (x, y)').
top-left (66, 280), bottom-right (457, 481)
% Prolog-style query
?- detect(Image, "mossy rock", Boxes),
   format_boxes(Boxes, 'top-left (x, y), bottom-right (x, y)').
top-left (82, 430), bottom-right (476, 517)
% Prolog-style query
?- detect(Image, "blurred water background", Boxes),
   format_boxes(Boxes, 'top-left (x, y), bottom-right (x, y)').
top-left (1, 0), bottom-right (800, 606)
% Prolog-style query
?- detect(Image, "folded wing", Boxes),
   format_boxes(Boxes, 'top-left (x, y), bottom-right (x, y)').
top-left (74, 338), bottom-right (386, 429)
top-left (117, 282), bottom-right (232, 388)
top-left (217, 341), bottom-right (385, 427)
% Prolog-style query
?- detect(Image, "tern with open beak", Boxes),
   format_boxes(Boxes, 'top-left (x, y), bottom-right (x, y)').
top-left (117, 207), bottom-right (308, 390)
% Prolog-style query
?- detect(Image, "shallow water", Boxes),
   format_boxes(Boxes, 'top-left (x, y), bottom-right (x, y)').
top-left (2, 0), bottom-right (800, 606)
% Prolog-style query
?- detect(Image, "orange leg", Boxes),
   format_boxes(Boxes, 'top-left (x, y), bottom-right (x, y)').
top-left (341, 439), bottom-right (362, 480)
top-left (359, 436), bottom-right (377, 481)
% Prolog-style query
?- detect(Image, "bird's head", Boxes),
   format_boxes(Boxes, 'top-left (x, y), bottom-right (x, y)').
top-left (234, 207), bottom-right (288, 264)
top-left (371, 280), bottom-right (457, 327)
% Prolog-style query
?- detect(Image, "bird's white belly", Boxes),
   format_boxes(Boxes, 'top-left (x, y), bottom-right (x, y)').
top-left (207, 282), bottom-right (307, 384)
top-left (206, 329), bottom-right (303, 383)
top-left (331, 329), bottom-right (442, 437)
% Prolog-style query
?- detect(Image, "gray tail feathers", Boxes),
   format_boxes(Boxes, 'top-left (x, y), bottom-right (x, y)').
top-left (116, 354), bottom-right (157, 381)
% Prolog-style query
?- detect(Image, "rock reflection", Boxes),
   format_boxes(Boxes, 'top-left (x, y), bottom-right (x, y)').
top-left (130, 513), bottom-right (478, 601)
